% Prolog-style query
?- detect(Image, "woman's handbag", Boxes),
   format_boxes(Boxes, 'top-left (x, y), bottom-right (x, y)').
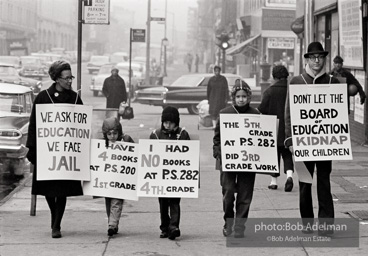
top-left (119, 102), bottom-right (134, 119)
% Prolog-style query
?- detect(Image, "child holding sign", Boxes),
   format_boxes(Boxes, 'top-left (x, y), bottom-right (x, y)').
top-left (101, 117), bottom-right (134, 237)
top-left (150, 106), bottom-right (191, 240)
top-left (213, 80), bottom-right (260, 238)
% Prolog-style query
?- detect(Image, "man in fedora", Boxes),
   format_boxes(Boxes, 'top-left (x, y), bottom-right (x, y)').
top-left (284, 42), bottom-right (340, 236)
top-left (329, 55), bottom-right (366, 105)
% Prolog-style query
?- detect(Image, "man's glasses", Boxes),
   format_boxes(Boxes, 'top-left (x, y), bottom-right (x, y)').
top-left (59, 76), bottom-right (75, 81)
top-left (309, 55), bottom-right (325, 62)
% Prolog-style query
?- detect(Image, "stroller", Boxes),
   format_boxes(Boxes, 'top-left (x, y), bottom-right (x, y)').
top-left (196, 100), bottom-right (213, 130)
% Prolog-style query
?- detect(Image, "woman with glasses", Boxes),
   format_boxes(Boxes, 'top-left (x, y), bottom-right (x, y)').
top-left (26, 60), bottom-right (83, 238)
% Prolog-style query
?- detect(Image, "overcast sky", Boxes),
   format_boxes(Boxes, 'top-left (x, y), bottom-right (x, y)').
top-left (112, 0), bottom-right (198, 33)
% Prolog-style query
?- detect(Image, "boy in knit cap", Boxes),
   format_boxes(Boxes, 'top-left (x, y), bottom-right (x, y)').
top-left (150, 106), bottom-right (191, 240)
top-left (101, 117), bottom-right (134, 236)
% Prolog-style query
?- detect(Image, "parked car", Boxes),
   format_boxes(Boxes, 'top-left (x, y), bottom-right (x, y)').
top-left (110, 52), bottom-right (128, 64)
top-left (19, 56), bottom-right (48, 80)
top-left (89, 64), bottom-right (139, 99)
top-left (134, 73), bottom-right (261, 114)
top-left (31, 52), bottom-right (63, 67)
top-left (116, 61), bottom-right (145, 84)
top-left (0, 56), bottom-right (22, 70)
top-left (0, 83), bottom-right (34, 176)
top-left (0, 63), bottom-right (42, 94)
top-left (87, 55), bottom-right (110, 74)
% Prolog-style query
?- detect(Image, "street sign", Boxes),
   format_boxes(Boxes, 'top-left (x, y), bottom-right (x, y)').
top-left (151, 17), bottom-right (165, 22)
top-left (132, 29), bottom-right (146, 42)
top-left (83, 0), bottom-right (110, 24)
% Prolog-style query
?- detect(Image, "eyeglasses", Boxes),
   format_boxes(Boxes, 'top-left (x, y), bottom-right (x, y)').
top-left (59, 76), bottom-right (75, 81)
top-left (309, 55), bottom-right (325, 62)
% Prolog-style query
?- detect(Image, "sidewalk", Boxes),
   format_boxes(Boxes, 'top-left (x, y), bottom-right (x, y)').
top-left (1, 115), bottom-right (368, 255)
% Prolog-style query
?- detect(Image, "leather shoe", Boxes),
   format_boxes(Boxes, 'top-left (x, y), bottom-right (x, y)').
top-left (318, 229), bottom-right (334, 237)
top-left (284, 177), bottom-right (293, 192)
top-left (268, 184), bottom-right (278, 190)
top-left (168, 228), bottom-right (181, 240)
top-left (222, 227), bottom-right (232, 237)
top-left (52, 229), bottom-right (62, 238)
top-left (160, 231), bottom-right (168, 238)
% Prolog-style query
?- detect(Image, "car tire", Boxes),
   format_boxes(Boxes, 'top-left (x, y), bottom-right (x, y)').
top-left (2, 158), bottom-right (25, 176)
top-left (187, 105), bottom-right (199, 115)
top-left (93, 91), bottom-right (99, 97)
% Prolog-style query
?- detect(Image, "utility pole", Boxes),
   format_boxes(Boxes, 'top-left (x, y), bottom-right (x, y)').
top-left (145, 0), bottom-right (151, 86)
top-left (164, 0), bottom-right (167, 76)
top-left (77, 0), bottom-right (83, 96)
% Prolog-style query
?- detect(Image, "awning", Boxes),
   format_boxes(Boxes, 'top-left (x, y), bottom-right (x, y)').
top-left (226, 34), bottom-right (261, 56)
top-left (262, 30), bottom-right (297, 38)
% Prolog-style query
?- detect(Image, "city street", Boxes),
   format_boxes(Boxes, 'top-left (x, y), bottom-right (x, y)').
top-left (1, 63), bottom-right (368, 254)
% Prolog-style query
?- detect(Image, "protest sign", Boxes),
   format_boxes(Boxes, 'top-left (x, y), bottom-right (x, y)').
top-left (289, 83), bottom-right (352, 161)
top-left (83, 139), bottom-right (138, 200)
top-left (36, 104), bottom-right (92, 181)
top-left (220, 114), bottom-right (279, 174)
top-left (137, 139), bottom-right (200, 198)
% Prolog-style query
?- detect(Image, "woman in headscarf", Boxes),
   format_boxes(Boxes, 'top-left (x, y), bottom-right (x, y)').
top-left (26, 60), bottom-right (83, 238)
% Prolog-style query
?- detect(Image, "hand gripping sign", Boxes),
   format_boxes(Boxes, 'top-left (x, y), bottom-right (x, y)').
top-left (289, 83), bottom-right (352, 162)
top-left (83, 139), bottom-right (138, 201)
top-left (137, 139), bottom-right (200, 198)
top-left (220, 114), bottom-right (279, 174)
top-left (36, 104), bottom-right (92, 181)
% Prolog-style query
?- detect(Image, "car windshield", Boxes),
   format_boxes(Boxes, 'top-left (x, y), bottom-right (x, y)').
top-left (0, 93), bottom-right (26, 115)
top-left (0, 66), bottom-right (18, 76)
top-left (99, 66), bottom-right (113, 75)
top-left (170, 76), bottom-right (204, 87)
top-left (0, 57), bottom-right (20, 66)
top-left (91, 56), bottom-right (109, 62)
top-left (21, 57), bottom-right (42, 65)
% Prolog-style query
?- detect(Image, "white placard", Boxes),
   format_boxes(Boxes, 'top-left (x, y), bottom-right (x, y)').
top-left (84, 0), bottom-right (110, 24)
top-left (83, 139), bottom-right (138, 201)
top-left (220, 114), bottom-right (279, 174)
top-left (36, 104), bottom-right (92, 180)
top-left (289, 83), bottom-right (352, 161)
top-left (338, 0), bottom-right (364, 68)
top-left (137, 140), bottom-right (200, 198)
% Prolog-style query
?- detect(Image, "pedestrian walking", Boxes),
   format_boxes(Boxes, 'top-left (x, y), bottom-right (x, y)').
top-left (195, 54), bottom-right (200, 73)
top-left (207, 65), bottom-right (229, 128)
top-left (258, 65), bottom-right (294, 192)
top-left (329, 55), bottom-right (366, 107)
top-left (149, 106), bottom-right (191, 240)
top-left (213, 80), bottom-right (260, 238)
top-left (284, 42), bottom-right (340, 236)
top-left (101, 117), bottom-right (134, 237)
top-left (102, 67), bottom-right (127, 114)
top-left (26, 60), bottom-right (83, 239)
top-left (186, 53), bottom-right (193, 72)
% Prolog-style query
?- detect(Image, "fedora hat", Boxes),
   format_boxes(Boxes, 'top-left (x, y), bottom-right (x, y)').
top-left (304, 42), bottom-right (329, 58)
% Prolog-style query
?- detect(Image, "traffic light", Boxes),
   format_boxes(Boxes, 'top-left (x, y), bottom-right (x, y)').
top-left (216, 33), bottom-right (230, 50)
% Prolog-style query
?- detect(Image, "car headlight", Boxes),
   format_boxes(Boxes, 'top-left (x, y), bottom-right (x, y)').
top-left (162, 91), bottom-right (167, 103)
top-left (36, 81), bottom-right (42, 88)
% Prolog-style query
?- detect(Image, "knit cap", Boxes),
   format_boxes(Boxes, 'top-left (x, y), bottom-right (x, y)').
top-left (161, 106), bottom-right (180, 126)
top-left (102, 117), bottom-right (122, 134)
top-left (231, 80), bottom-right (252, 103)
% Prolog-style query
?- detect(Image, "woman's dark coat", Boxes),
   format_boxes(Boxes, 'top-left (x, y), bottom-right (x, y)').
top-left (26, 83), bottom-right (84, 197)
top-left (207, 75), bottom-right (229, 117)
top-left (102, 75), bottom-right (127, 108)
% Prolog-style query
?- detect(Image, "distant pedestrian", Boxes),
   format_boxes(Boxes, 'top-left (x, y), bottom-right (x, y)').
top-left (213, 81), bottom-right (259, 238)
top-left (194, 54), bottom-right (199, 73)
top-left (26, 60), bottom-right (83, 239)
top-left (101, 117), bottom-right (134, 237)
top-left (102, 67), bottom-right (127, 111)
top-left (258, 65), bottom-right (294, 192)
top-left (329, 55), bottom-right (366, 107)
top-left (285, 42), bottom-right (339, 236)
top-left (186, 53), bottom-right (193, 72)
top-left (207, 65), bottom-right (229, 128)
top-left (149, 106), bottom-right (191, 240)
